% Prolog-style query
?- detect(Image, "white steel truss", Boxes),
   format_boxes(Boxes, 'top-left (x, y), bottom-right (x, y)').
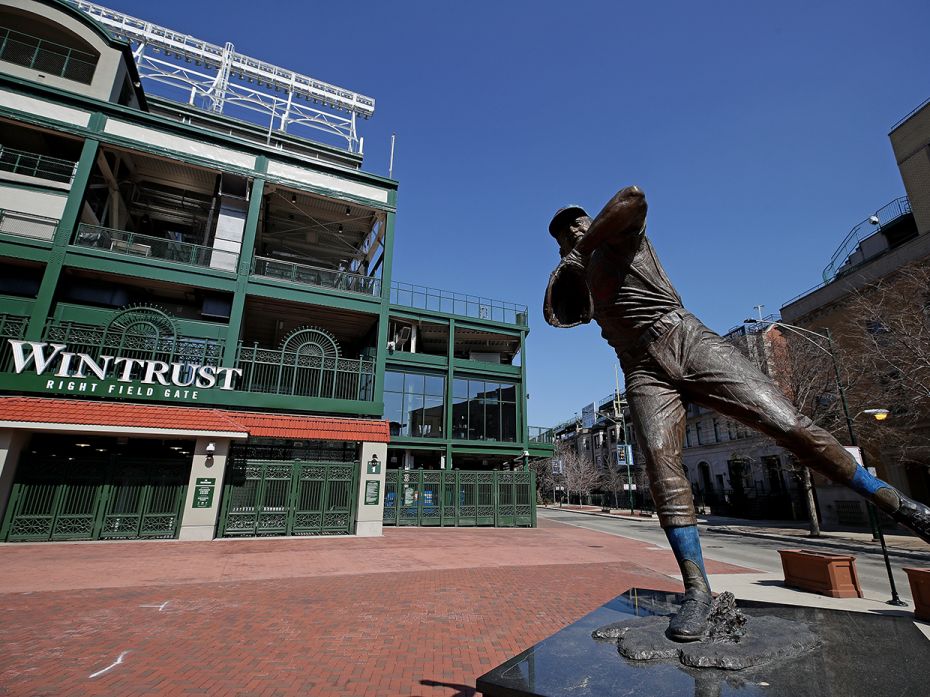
top-left (69, 1), bottom-right (375, 152)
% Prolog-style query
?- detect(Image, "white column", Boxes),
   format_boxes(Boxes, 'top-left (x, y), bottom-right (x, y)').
top-left (178, 437), bottom-right (231, 541)
top-left (0, 429), bottom-right (28, 525)
top-left (355, 441), bottom-right (388, 537)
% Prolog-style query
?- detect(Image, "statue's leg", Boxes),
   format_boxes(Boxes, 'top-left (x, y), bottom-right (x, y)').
top-left (626, 362), bottom-right (712, 641)
top-left (675, 316), bottom-right (930, 544)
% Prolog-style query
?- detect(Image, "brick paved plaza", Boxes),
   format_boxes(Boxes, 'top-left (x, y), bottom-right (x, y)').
top-left (0, 518), bottom-right (748, 696)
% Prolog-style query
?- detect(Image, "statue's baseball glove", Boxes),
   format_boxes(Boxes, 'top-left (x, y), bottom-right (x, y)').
top-left (543, 259), bottom-right (593, 328)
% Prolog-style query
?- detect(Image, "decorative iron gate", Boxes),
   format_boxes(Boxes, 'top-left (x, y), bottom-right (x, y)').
top-left (218, 459), bottom-right (358, 537)
top-left (1, 457), bottom-right (188, 542)
top-left (382, 470), bottom-right (535, 527)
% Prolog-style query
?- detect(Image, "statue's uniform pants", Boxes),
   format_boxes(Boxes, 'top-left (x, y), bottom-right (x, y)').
top-left (620, 310), bottom-right (859, 529)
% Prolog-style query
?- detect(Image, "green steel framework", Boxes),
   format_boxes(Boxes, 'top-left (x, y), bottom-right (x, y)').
top-left (218, 459), bottom-right (359, 537)
top-left (0, 455), bottom-right (188, 542)
top-left (0, 39), bottom-right (552, 478)
top-left (382, 469), bottom-right (536, 527)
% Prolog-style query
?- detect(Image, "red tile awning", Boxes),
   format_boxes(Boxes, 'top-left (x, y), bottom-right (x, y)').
top-left (0, 396), bottom-right (390, 443)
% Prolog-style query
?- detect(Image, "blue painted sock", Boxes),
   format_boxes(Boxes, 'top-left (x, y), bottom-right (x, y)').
top-left (849, 464), bottom-right (891, 499)
top-left (665, 525), bottom-right (710, 592)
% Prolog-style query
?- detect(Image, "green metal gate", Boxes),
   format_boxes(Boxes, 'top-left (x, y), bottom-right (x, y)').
top-left (382, 470), bottom-right (536, 527)
top-left (1, 457), bottom-right (188, 542)
top-left (218, 459), bottom-right (358, 537)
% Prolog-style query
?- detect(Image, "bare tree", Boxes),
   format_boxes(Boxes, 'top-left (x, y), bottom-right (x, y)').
top-left (838, 261), bottom-right (930, 471)
top-left (558, 441), bottom-right (600, 505)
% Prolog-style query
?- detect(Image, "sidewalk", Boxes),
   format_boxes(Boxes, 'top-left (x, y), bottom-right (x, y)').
top-left (1, 517), bottom-right (925, 697)
top-left (546, 504), bottom-right (930, 560)
top-left (0, 519), bottom-right (743, 697)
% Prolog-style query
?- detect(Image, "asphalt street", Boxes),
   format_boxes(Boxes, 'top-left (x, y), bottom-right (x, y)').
top-left (539, 507), bottom-right (928, 605)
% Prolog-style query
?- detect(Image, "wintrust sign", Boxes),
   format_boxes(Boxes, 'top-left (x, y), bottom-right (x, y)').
top-left (8, 340), bottom-right (242, 402)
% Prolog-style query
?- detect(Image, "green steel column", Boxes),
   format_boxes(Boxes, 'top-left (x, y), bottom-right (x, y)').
top-left (373, 207), bottom-right (396, 409)
top-left (221, 158), bottom-right (267, 366)
top-left (519, 328), bottom-right (529, 470)
top-left (444, 318), bottom-right (455, 469)
top-left (26, 129), bottom-right (102, 340)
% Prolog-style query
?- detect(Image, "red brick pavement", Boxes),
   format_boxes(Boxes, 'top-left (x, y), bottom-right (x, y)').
top-left (0, 519), bottom-right (751, 697)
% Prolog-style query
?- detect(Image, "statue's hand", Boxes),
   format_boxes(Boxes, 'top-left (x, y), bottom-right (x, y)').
top-left (560, 248), bottom-right (586, 272)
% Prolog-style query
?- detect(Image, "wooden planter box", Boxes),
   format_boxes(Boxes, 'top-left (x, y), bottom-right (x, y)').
top-left (903, 567), bottom-right (930, 621)
top-left (778, 549), bottom-right (863, 598)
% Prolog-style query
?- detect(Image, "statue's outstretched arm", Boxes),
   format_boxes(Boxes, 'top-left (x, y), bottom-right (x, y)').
top-left (574, 185), bottom-right (648, 259)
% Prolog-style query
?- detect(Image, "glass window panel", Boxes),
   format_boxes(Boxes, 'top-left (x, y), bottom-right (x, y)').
top-left (452, 400), bottom-right (469, 439)
top-left (468, 398), bottom-right (483, 439)
top-left (501, 402), bottom-right (517, 442)
top-left (384, 371), bottom-right (405, 393)
top-left (409, 407), bottom-right (425, 438)
top-left (468, 380), bottom-right (485, 399)
top-left (453, 378), bottom-right (469, 399)
top-left (384, 392), bottom-right (405, 436)
top-left (404, 373), bottom-right (425, 395)
top-left (403, 392), bottom-right (424, 425)
top-left (422, 396), bottom-right (444, 438)
top-left (500, 384), bottom-right (517, 403)
top-left (424, 375), bottom-right (445, 397)
top-left (484, 400), bottom-right (501, 441)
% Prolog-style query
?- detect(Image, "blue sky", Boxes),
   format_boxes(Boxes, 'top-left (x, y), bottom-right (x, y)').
top-left (113, 0), bottom-right (930, 428)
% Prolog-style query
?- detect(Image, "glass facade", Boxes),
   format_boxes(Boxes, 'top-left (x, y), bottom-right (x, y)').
top-left (452, 378), bottom-right (517, 442)
top-left (384, 370), bottom-right (445, 438)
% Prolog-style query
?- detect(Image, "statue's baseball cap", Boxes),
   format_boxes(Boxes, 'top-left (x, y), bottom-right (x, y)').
top-left (548, 205), bottom-right (589, 238)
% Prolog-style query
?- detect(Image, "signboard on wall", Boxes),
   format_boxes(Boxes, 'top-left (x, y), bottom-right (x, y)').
top-left (6, 339), bottom-right (241, 404)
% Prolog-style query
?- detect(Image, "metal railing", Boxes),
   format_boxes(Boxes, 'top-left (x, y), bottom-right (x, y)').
top-left (0, 146), bottom-right (77, 184)
top-left (0, 26), bottom-right (98, 84)
top-left (42, 320), bottom-right (225, 372)
top-left (390, 281), bottom-right (528, 326)
top-left (529, 426), bottom-right (556, 443)
top-left (0, 313), bottom-right (29, 371)
top-left (822, 197), bottom-right (912, 283)
top-left (73, 225), bottom-right (239, 271)
top-left (236, 343), bottom-right (375, 401)
top-left (0, 209), bottom-right (59, 242)
top-left (382, 469), bottom-right (536, 527)
top-left (252, 256), bottom-right (381, 297)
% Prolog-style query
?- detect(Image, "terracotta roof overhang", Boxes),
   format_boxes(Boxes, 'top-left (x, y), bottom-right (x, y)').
top-left (0, 396), bottom-right (390, 443)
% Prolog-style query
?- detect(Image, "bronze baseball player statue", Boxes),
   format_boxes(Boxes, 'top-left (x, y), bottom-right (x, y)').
top-left (544, 185), bottom-right (930, 641)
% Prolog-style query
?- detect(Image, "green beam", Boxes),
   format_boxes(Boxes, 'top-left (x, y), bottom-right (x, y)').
top-left (26, 129), bottom-right (102, 340)
top-left (222, 158), bottom-right (266, 365)
top-left (373, 211), bottom-right (396, 410)
top-left (445, 318), bottom-right (455, 468)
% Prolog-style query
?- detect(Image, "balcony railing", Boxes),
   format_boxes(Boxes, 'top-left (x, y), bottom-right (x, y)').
top-left (822, 196), bottom-right (912, 282)
top-left (252, 256), bottom-right (381, 297)
top-left (0, 146), bottom-right (77, 184)
top-left (0, 27), bottom-right (98, 84)
top-left (0, 209), bottom-right (59, 242)
top-left (73, 225), bottom-right (239, 272)
top-left (43, 319), bottom-right (225, 370)
top-left (0, 312), bottom-right (29, 371)
top-left (236, 343), bottom-right (375, 401)
top-left (390, 281), bottom-right (528, 325)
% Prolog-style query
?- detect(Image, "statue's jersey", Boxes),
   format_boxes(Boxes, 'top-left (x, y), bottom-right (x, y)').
top-left (587, 231), bottom-right (683, 355)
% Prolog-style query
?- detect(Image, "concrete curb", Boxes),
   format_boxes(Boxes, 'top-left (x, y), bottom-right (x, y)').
top-left (542, 506), bottom-right (930, 562)
top-left (705, 526), bottom-right (930, 562)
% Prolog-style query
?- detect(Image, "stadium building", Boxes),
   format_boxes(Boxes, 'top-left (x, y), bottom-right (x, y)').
top-left (0, 0), bottom-right (549, 542)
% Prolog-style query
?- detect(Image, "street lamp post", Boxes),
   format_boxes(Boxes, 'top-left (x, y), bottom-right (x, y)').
top-left (745, 318), bottom-right (907, 606)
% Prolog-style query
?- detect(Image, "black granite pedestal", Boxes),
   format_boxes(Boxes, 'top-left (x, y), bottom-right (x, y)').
top-left (476, 589), bottom-right (930, 697)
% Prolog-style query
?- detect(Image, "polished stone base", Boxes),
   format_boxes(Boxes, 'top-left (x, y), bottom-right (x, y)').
top-left (476, 589), bottom-right (930, 697)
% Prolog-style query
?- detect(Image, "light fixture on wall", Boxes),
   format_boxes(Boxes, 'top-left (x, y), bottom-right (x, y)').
top-left (205, 441), bottom-right (216, 466)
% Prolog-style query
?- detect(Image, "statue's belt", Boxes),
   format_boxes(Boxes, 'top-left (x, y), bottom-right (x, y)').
top-left (619, 308), bottom-right (690, 365)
